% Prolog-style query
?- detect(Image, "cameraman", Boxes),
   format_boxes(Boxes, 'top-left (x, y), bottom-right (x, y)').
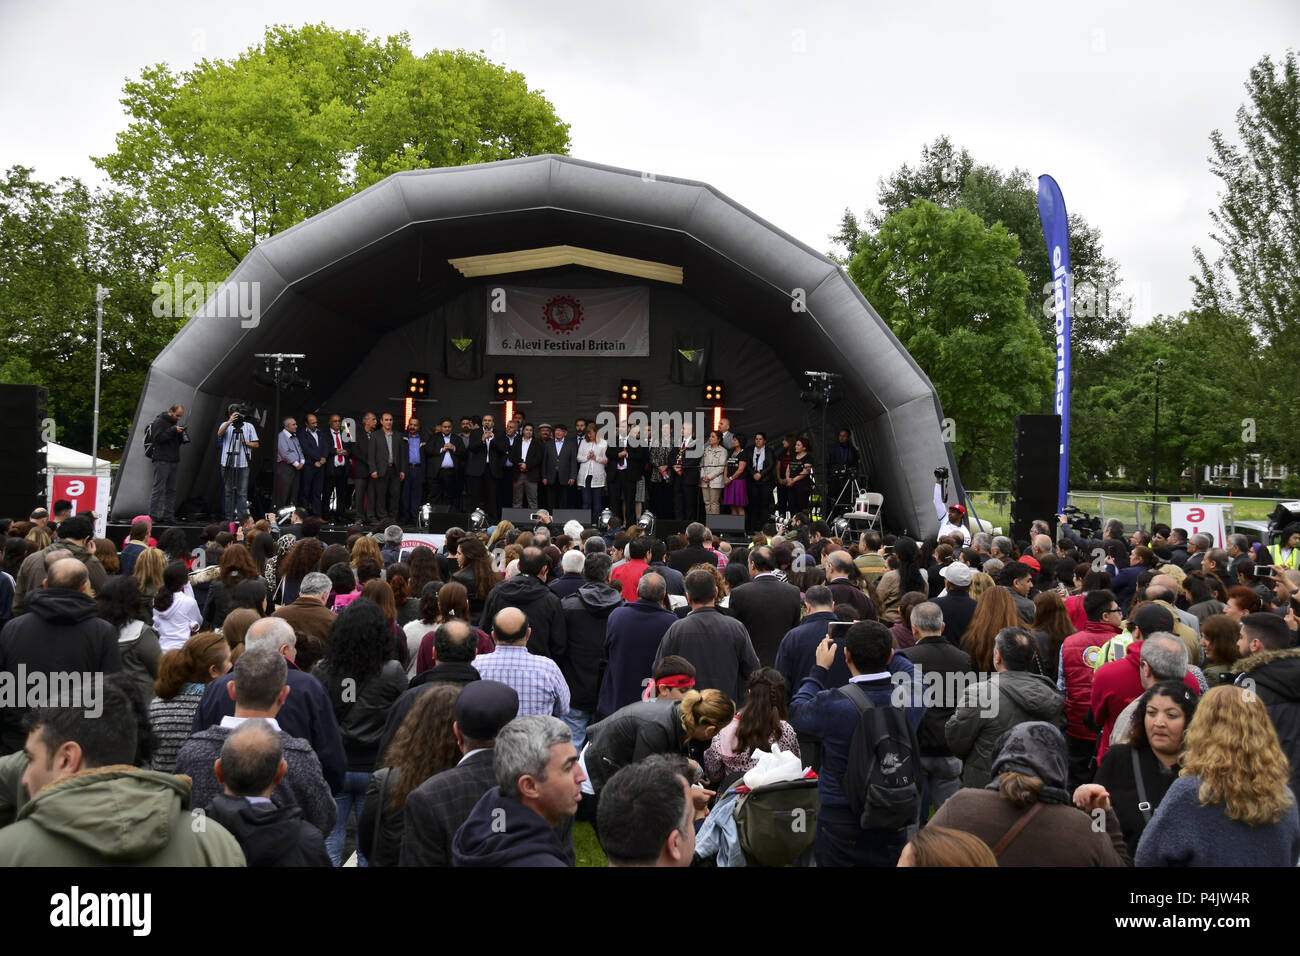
top-left (148, 403), bottom-right (188, 523)
top-left (217, 406), bottom-right (260, 520)
top-left (827, 428), bottom-right (860, 519)
top-left (933, 467), bottom-right (971, 546)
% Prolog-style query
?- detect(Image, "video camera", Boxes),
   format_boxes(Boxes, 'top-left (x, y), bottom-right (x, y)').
top-left (934, 466), bottom-right (949, 481)
top-left (1060, 504), bottom-right (1100, 539)
top-left (228, 403), bottom-right (255, 431)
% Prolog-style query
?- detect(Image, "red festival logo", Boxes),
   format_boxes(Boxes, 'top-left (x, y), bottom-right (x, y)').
top-left (542, 295), bottom-right (584, 334)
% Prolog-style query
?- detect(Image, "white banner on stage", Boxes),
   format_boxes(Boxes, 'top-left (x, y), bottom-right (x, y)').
top-left (488, 286), bottom-right (649, 356)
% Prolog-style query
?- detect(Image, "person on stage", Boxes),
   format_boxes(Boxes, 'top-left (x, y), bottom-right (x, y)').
top-left (700, 429), bottom-right (727, 516)
top-left (827, 428), bottom-right (860, 518)
top-left (146, 403), bottom-right (188, 523)
top-left (783, 437), bottom-right (813, 516)
top-left (297, 413), bottom-right (328, 517)
top-left (541, 422), bottom-right (578, 512)
top-left (352, 412), bottom-right (379, 524)
top-left (672, 421), bottom-right (700, 523)
top-left (374, 412), bottom-right (404, 524)
top-left (722, 431), bottom-right (749, 521)
top-left (649, 422), bottom-right (675, 520)
top-left (400, 415), bottom-right (426, 524)
top-left (428, 417), bottom-right (462, 510)
top-left (466, 414), bottom-right (504, 520)
top-left (217, 406), bottom-right (260, 520)
top-left (273, 417), bottom-right (305, 509)
top-left (512, 422), bottom-right (543, 509)
top-left (325, 413), bottom-right (352, 522)
top-left (577, 422), bottom-right (608, 522)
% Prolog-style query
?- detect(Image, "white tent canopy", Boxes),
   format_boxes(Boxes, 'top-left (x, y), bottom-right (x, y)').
top-left (46, 441), bottom-right (112, 476)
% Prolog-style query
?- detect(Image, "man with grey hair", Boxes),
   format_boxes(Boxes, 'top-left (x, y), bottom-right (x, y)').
top-left (1107, 633), bottom-right (1190, 747)
top-left (971, 532), bottom-right (992, 557)
top-left (451, 715), bottom-right (583, 867)
top-left (192, 616), bottom-right (346, 792)
top-left (176, 648), bottom-right (336, 833)
top-left (272, 570), bottom-right (336, 642)
top-left (205, 719), bottom-right (331, 866)
top-left (1185, 533), bottom-right (1212, 572)
top-left (1145, 577), bottom-right (1202, 656)
top-left (990, 536), bottom-right (1014, 562)
top-left (901, 602), bottom-right (971, 820)
top-left (274, 416), bottom-right (304, 509)
top-left (550, 548), bottom-right (587, 600)
top-left (1203, 548), bottom-right (1238, 588)
top-left (1031, 535), bottom-right (1054, 561)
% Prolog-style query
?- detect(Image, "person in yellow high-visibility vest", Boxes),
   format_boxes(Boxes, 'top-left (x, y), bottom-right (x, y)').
top-left (1267, 525), bottom-right (1300, 570)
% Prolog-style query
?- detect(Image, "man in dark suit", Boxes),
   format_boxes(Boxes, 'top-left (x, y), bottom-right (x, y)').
top-left (374, 412), bottom-right (404, 524)
top-left (399, 679), bottom-right (519, 867)
top-left (428, 417), bottom-right (463, 510)
top-left (541, 422), bottom-right (578, 511)
top-left (511, 423), bottom-right (545, 508)
top-left (297, 413), bottom-right (328, 517)
top-left (498, 419), bottom-right (521, 515)
top-left (666, 522), bottom-right (719, 575)
top-left (351, 412), bottom-right (379, 523)
top-left (324, 413), bottom-right (352, 521)
top-left (728, 546), bottom-right (803, 666)
top-left (745, 432), bottom-right (775, 531)
top-left (399, 415), bottom-right (427, 523)
top-left (606, 424), bottom-right (646, 529)
top-left (672, 423), bottom-right (701, 522)
top-left (465, 413), bottom-right (504, 520)
top-left (454, 416), bottom-right (476, 510)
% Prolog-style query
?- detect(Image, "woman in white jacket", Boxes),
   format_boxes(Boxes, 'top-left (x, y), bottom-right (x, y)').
top-left (152, 560), bottom-right (204, 652)
top-left (576, 423), bottom-right (609, 522)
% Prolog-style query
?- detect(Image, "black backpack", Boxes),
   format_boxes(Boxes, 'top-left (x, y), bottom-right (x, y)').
top-left (838, 683), bottom-right (921, 831)
top-left (143, 419), bottom-right (157, 460)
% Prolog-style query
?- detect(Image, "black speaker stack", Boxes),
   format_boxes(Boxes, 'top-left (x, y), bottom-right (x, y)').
top-left (0, 385), bottom-right (49, 521)
top-left (1010, 414), bottom-right (1059, 543)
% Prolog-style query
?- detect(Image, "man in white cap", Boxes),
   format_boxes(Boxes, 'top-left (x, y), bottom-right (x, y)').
top-left (933, 561), bottom-right (976, 646)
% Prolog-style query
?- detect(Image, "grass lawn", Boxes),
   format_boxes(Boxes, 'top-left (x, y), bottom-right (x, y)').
top-left (962, 490), bottom-right (1287, 536)
top-left (573, 820), bottom-right (607, 867)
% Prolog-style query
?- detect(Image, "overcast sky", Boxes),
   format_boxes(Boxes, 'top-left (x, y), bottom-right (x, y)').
top-left (2, 0), bottom-right (1295, 322)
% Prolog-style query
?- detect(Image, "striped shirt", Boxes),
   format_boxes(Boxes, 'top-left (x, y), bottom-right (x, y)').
top-left (149, 685), bottom-right (206, 772)
top-left (472, 645), bottom-right (570, 717)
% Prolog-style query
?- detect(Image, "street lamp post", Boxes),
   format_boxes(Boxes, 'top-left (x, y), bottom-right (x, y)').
top-left (1151, 357), bottom-right (1163, 525)
top-left (92, 285), bottom-right (108, 471)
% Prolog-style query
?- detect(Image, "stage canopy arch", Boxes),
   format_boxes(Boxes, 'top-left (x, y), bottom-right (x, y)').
top-left (113, 154), bottom-right (961, 536)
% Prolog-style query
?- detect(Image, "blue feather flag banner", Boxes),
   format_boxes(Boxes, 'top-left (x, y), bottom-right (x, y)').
top-left (1037, 175), bottom-right (1072, 513)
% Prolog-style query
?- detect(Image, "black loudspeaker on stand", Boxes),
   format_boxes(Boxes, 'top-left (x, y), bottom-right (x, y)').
top-left (0, 385), bottom-right (48, 520)
top-left (1010, 414), bottom-right (1060, 543)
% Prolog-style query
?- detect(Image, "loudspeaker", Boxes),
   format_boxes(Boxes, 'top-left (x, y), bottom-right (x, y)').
top-left (548, 509), bottom-right (598, 527)
top-left (0, 385), bottom-right (48, 519)
top-left (1011, 414), bottom-right (1060, 542)
top-left (426, 512), bottom-right (469, 533)
top-left (706, 515), bottom-right (748, 536)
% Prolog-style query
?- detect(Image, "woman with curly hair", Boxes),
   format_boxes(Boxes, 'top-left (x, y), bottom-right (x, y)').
top-left (452, 535), bottom-right (500, 622)
top-left (314, 598), bottom-right (408, 866)
top-left (358, 683), bottom-right (462, 866)
top-left (202, 543), bottom-right (264, 629)
top-left (961, 587), bottom-right (1022, 673)
top-left (350, 534), bottom-right (383, 569)
top-left (386, 562), bottom-right (419, 626)
top-left (91, 538), bottom-right (120, 574)
top-left (1135, 685), bottom-right (1300, 866)
top-left (406, 545), bottom-right (442, 595)
top-left (276, 536), bottom-right (324, 606)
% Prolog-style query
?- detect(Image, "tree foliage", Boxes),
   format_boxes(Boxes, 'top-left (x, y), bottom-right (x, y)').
top-left (847, 200), bottom-right (1053, 486)
top-left (95, 23), bottom-right (572, 286)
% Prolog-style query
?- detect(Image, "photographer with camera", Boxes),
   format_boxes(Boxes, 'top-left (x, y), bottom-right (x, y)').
top-left (933, 466), bottom-right (971, 546)
top-left (827, 428), bottom-right (860, 519)
top-left (147, 403), bottom-right (189, 523)
top-left (217, 405), bottom-right (260, 520)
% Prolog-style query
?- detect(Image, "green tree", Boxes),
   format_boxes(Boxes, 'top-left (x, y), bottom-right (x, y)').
top-left (847, 200), bottom-right (1053, 486)
top-left (833, 136), bottom-right (1128, 359)
top-left (0, 168), bottom-right (177, 452)
top-left (95, 23), bottom-right (572, 286)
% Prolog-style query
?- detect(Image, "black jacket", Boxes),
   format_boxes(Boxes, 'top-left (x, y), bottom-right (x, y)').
top-left (560, 583), bottom-right (625, 711)
top-left (466, 428), bottom-right (505, 479)
top-left (549, 573), bottom-right (585, 600)
top-left (826, 578), bottom-right (877, 621)
top-left (314, 659), bottom-right (408, 772)
top-left (148, 411), bottom-right (186, 463)
top-left (727, 575), bottom-right (803, 666)
top-left (585, 699), bottom-right (691, 794)
top-left (1094, 743), bottom-right (1180, 859)
top-left (401, 749), bottom-right (497, 867)
top-left (359, 766), bottom-right (409, 867)
top-left (452, 786), bottom-right (572, 867)
top-left (934, 589), bottom-right (977, 646)
top-left (374, 661), bottom-right (481, 769)
top-left (901, 636), bottom-right (973, 756)
top-left (204, 794), bottom-right (331, 867)
top-left (666, 546), bottom-right (718, 575)
top-left (655, 606), bottom-right (759, 703)
top-left (0, 589), bottom-right (122, 752)
top-left (478, 574), bottom-right (567, 659)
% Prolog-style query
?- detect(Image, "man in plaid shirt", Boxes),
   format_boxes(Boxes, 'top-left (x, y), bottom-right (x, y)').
top-left (474, 607), bottom-right (570, 718)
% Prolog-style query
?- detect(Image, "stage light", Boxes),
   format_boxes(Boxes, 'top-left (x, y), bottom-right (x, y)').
top-left (495, 373), bottom-right (516, 397)
top-left (597, 508), bottom-right (615, 532)
top-left (619, 379), bottom-right (640, 402)
top-left (637, 510), bottom-right (656, 536)
top-left (832, 516), bottom-right (850, 540)
top-left (419, 503), bottom-right (431, 531)
top-left (406, 371), bottom-right (428, 397)
top-left (469, 508), bottom-right (488, 532)
top-left (703, 380), bottom-right (725, 404)
top-left (275, 506), bottom-right (296, 528)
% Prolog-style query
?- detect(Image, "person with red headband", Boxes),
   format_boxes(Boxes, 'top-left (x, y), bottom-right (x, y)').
top-left (642, 656), bottom-right (696, 701)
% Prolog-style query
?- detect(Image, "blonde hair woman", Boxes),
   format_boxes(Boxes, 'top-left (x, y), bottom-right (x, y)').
top-left (1135, 685), bottom-right (1300, 866)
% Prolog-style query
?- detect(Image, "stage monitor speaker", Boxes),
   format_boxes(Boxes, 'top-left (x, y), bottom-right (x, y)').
top-left (706, 515), bottom-right (748, 536)
top-left (0, 385), bottom-right (48, 518)
top-left (501, 508), bottom-right (548, 525)
top-left (1011, 414), bottom-right (1060, 542)
top-left (655, 519), bottom-right (690, 539)
top-left (426, 512), bottom-right (469, 533)
top-left (547, 509), bottom-right (597, 528)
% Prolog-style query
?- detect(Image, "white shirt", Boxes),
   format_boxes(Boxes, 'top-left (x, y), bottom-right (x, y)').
top-left (520, 437), bottom-right (532, 466)
top-left (331, 429), bottom-right (347, 467)
top-left (219, 715), bottom-right (283, 732)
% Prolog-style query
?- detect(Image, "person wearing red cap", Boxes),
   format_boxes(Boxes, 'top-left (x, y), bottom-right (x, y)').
top-left (934, 480), bottom-right (971, 546)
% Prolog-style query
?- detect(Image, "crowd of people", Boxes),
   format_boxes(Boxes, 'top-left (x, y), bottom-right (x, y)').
top-left (153, 403), bottom-right (877, 532)
top-left (1, 497), bottom-right (1299, 868)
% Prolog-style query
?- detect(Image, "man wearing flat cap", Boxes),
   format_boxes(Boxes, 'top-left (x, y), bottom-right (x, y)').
top-left (399, 680), bottom-right (520, 866)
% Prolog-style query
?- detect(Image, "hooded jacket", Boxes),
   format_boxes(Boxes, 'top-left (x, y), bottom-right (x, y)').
top-left (560, 582), bottom-right (625, 711)
top-left (13, 540), bottom-right (108, 615)
top-left (478, 574), bottom-right (567, 659)
top-left (204, 793), bottom-right (330, 867)
top-left (945, 670), bottom-right (1066, 787)
top-left (451, 786), bottom-right (571, 867)
top-left (0, 588), bottom-right (122, 752)
top-left (0, 766), bottom-right (245, 866)
top-left (1232, 647), bottom-right (1300, 794)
